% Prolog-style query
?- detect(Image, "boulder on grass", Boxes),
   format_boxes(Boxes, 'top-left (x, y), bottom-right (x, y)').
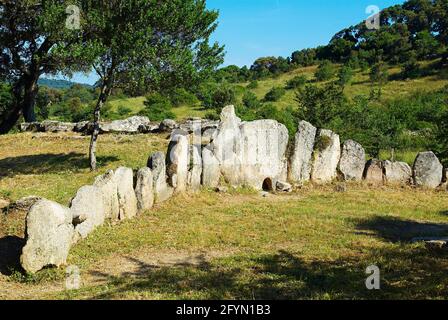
top-left (383, 161), bottom-right (412, 185)
top-left (188, 145), bottom-right (203, 191)
top-left (363, 159), bottom-right (384, 184)
top-left (21, 199), bottom-right (74, 273)
top-left (202, 147), bottom-right (221, 188)
top-left (413, 151), bottom-right (443, 189)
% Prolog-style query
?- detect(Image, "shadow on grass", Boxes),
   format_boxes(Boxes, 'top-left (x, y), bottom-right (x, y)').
top-left (0, 235), bottom-right (25, 276)
top-left (355, 216), bottom-right (448, 243)
top-left (79, 248), bottom-right (448, 300)
top-left (0, 153), bottom-right (118, 179)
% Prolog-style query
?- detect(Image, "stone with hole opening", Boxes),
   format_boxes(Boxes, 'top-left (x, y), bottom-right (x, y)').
top-left (262, 178), bottom-right (274, 192)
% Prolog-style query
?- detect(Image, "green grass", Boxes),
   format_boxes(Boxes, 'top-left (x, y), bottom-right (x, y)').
top-left (1, 133), bottom-right (448, 300)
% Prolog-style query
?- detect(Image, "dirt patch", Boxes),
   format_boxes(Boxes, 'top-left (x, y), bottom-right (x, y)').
top-left (84, 249), bottom-right (236, 285)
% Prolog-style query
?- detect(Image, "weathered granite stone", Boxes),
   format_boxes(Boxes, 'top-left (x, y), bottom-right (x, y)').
top-left (188, 145), bottom-right (202, 191)
top-left (41, 120), bottom-right (76, 133)
top-left (159, 119), bottom-right (178, 132)
top-left (148, 152), bottom-right (174, 203)
top-left (202, 147), bottom-right (221, 188)
top-left (166, 134), bottom-right (189, 193)
top-left (100, 116), bottom-right (150, 134)
top-left (93, 170), bottom-right (119, 220)
top-left (363, 159), bottom-right (384, 184)
top-left (21, 199), bottom-right (74, 273)
top-left (338, 140), bottom-right (366, 181)
top-left (311, 129), bottom-right (341, 184)
top-left (289, 121), bottom-right (317, 183)
top-left (114, 167), bottom-right (138, 219)
top-left (383, 161), bottom-right (412, 185)
top-left (70, 185), bottom-right (105, 242)
top-left (276, 181), bottom-right (293, 193)
top-left (135, 167), bottom-right (154, 212)
top-left (413, 151), bottom-right (443, 189)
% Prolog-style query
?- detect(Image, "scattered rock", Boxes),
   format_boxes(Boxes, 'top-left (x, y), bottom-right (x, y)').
top-left (148, 152), bottom-right (174, 203)
top-left (10, 196), bottom-right (42, 211)
top-left (413, 151), bottom-right (443, 189)
top-left (289, 121), bottom-right (317, 183)
top-left (383, 161), bottom-right (412, 185)
top-left (70, 185), bottom-right (106, 242)
top-left (114, 167), bottom-right (138, 220)
top-left (259, 191), bottom-right (270, 198)
top-left (94, 170), bottom-right (120, 221)
top-left (363, 159), bottom-right (384, 184)
top-left (276, 181), bottom-right (292, 193)
top-left (159, 119), bottom-right (178, 132)
top-left (311, 129), bottom-right (341, 184)
top-left (135, 167), bottom-right (154, 212)
top-left (338, 140), bottom-right (366, 181)
top-left (100, 116), bottom-right (150, 134)
top-left (20, 122), bottom-right (41, 132)
top-left (21, 199), bottom-right (74, 273)
top-left (73, 121), bottom-right (91, 133)
top-left (41, 120), bottom-right (76, 133)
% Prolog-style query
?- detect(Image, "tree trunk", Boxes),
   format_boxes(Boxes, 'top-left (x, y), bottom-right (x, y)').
top-left (22, 77), bottom-right (38, 123)
top-left (0, 75), bottom-right (39, 133)
top-left (89, 81), bottom-right (112, 171)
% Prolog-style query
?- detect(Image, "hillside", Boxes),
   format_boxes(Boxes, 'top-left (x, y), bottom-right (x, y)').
top-left (38, 78), bottom-right (93, 90)
top-left (106, 59), bottom-right (448, 120)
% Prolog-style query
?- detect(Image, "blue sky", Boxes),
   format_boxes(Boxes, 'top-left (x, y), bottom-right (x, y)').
top-left (66, 0), bottom-right (405, 85)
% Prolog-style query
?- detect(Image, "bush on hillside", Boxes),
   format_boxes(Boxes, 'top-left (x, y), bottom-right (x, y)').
top-left (138, 93), bottom-right (175, 121)
top-left (264, 86), bottom-right (286, 102)
top-left (315, 60), bottom-right (335, 81)
top-left (286, 75), bottom-right (307, 90)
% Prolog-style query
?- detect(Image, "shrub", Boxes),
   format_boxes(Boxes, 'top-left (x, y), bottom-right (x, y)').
top-left (242, 91), bottom-right (260, 109)
top-left (247, 80), bottom-right (259, 89)
top-left (315, 60), bottom-right (335, 81)
top-left (138, 93), bottom-right (175, 121)
top-left (286, 75), bottom-right (307, 90)
top-left (117, 105), bottom-right (132, 117)
top-left (169, 88), bottom-right (198, 107)
top-left (264, 86), bottom-right (286, 102)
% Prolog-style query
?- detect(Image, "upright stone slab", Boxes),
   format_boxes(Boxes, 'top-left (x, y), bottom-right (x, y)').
top-left (383, 161), bottom-right (412, 185)
top-left (289, 121), bottom-right (317, 183)
top-left (21, 199), bottom-right (74, 273)
top-left (311, 129), bottom-right (341, 184)
top-left (166, 133), bottom-right (189, 193)
top-left (135, 167), bottom-right (154, 212)
top-left (338, 140), bottom-right (366, 181)
top-left (71, 185), bottom-right (106, 242)
top-left (188, 145), bottom-right (203, 191)
top-left (114, 167), bottom-right (138, 219)
top-left (240, 120), bottom-right (289, 189)
top-left (148, 152), bottom-right (174, 203)
top-left (94, 170), bottom-right (119, 221)
top-left (363, 159), bottom-right (384, 184)
top-left (210, 105), bottom-right (243, 186)
top-left (413, 151), bottom-right (443, 189)
top-left (202, 147), bottom-right (221, 188)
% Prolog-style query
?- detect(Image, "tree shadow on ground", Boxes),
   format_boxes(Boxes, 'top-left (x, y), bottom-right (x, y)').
top-left (0, 153), bottom-right (118, 179)
top-left (355, 216), bottom-right (448, 243)
top-left (83, 247), bottom-right (448, 300)
top-left (0, 236), bottom-right (25, 276)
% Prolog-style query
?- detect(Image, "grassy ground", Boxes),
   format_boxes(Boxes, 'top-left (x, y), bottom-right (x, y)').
top-left (1, 133), bottom-right (448, 300)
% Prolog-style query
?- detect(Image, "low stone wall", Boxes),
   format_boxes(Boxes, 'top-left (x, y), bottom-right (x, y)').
top-left (20, 117), bottom-right (219, 135)
top-left (18, 105), bottom-right (447, 273)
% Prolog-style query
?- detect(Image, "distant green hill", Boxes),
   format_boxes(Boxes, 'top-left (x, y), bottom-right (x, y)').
top-left (38, 78), bottom-right (93, 90)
